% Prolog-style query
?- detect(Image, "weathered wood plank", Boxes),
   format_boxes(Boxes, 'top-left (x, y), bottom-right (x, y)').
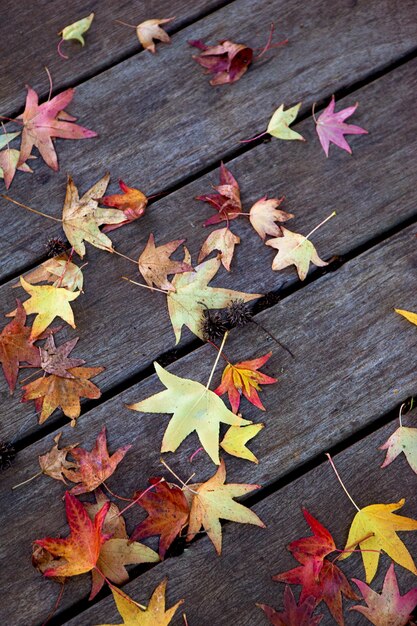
top-left (1, 223), bottom-right (415, 625)
top-left (1, 0), bottom-right (415, 280)
top-left (0, 0), bottom-right (226, 115)
top-left (0, 59), bottom-right (416, 443)
top-left (63, 412), bottom-right (417, 626)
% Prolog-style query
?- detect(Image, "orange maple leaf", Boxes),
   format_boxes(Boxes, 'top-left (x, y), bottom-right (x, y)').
top-left (34, 492), bottom-right (111, 577)
top-left (100, 179), bottom-right (148, 232)
top-left (214, 352), bottom-right (277, 413)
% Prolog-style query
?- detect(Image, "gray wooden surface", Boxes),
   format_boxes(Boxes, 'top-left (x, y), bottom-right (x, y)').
top-left (0, 0), bottom-right (416, 625)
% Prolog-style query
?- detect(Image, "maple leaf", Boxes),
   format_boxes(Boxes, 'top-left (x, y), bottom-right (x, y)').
top-left (62, 426), bottom-right (131, 495)
top-left (288, 509), bottom-right (336, 574)
top-left (189, 39), bottom-right (253, 85)
top-left (380, 426), bottom-right (417, 474)
top-left (59, 12), bottom-right (94, 45)
top-left (20, 276), bottom-right (80, 338)
top-left (40, 336), bottom-right (85, 378)
top-left (339, 498), bottom-right (417, 583)
top-left (187, 459), bottom-right (264, 554)
top-left (267, 103), bottom-right (304, 140)
top-left (0, 300), bottom-right (40, 393)
top-left (17, 86), bottom-right (97, 170)
top-left (38, 432), bottom-right (79, 483)
top-left (266, 227), bottom-right (328, 280)
top-left (351, 564), bottom-right (417, 626)
top-left (220, 423), bottom-right (265, 463)
top-left (196, 162), bottom-right (242, 226)
top-left (135, 17), bottom-right (175, 53)
top-left (314, 96), bottom-right (368, 156)
top-left (127, 361), bottom-right (250, 464)
top-left (34, 492), bottom-right (111, 577)
top-left (100, 179), bottom-right (148, 232)
top-left (249, 196), bottom-right (293, 240)
top-left (138, 234), bottom-right (193, 291)
top-left (214, 352), bottom-right (277, 413)
top-left (167, 249), bottom-right (261, 343)
top-left (130, 478), bottom-right (190, 558)
top-left (95, 579), bottom-right (184, 626)
top-left (198, 227), bottom-right (240, 271)
top-left (257, 586), bottom-right (323, 626)
top-left (395, 309), bottom-right (417, 326)
top-left (16, 256), bottom-right (85, 292)
top-left (0, 148), bottom-right (35, 189)
top-left (62, 174), bottom-right (125, 258)
top-left (22, 364), bottom-right (104, 425)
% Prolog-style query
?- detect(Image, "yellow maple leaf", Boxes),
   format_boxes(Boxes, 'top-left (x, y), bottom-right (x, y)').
top-left (20, 276), bottom-right (80, 338)
top-left (340, 498), bottom-right (417, 583)
top-left (220, 423), bottom-right (265, 463)
top-left (266, 227), bottom-right (328, 281)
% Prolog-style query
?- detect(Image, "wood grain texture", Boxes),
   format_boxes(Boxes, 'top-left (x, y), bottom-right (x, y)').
top-left (1, 224), bottom-right (415, 625)
top-left (0, 0), bottom-right (226, 115)
top-left (0, 0), bottom-right (415, 281)
top-left (0, 59), bottom-right (416, 443)
top-left (62, 412), bottom-right (417, 626)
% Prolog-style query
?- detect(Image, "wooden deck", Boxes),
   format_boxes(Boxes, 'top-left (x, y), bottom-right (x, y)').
top-left (0, 0), bottom-right (416, 624)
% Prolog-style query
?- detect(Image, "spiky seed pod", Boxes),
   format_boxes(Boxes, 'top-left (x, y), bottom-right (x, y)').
top-left (226, 299), bottom-right (253, 328)
top-left (201, 310), bottom-right (227, 342)
top-left (45, 237), bottom-right (67, 257)
top-left (0, 441), bottom-right (16, 470)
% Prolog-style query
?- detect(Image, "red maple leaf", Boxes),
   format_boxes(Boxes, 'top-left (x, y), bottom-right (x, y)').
top-left (130, 478), bottom-right (190, 558)
top-left (62, 426), bottom-right (131, 495)
top-left (196, 162), bottom-right (242, 226)
top-left (17, 85), bottom-right (97, 170)
top-left (257, 586), bottom-right (323, 625)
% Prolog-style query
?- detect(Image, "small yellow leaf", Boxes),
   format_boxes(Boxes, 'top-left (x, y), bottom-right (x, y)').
top-left (395, 309), bottom-right (417, 326)
top-left (60, 13), bottom-right (94, 45)
top-left (267, 103), bottom-right (304, 141)
top-left (221, 423), bottom-right (265, 463)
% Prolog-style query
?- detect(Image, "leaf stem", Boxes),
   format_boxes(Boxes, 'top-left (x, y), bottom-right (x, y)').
top-left (312, 102), bottom-right (318, 124)
top-left (57, 247), bottom-right (74, 288)
top-left (115, 477), bottom-right (165, 518)
top-left (207, 339), bottom-right (231, 364)
top-left (121, 276), bottom-right (169, 295)
top-left (102, 481), bottom-right (133, 502)
top-left (206, 331), bottom-right (228, 390)
top-left (239, 130), bottom-right (268, 144)
top-left (399, 401), bottom-right (407, 428)
top-left (41, 581), bottom-right (65, 626)
top-left (114, 19), bottom-right (137, 28)
top-left (1, 194), bottom-right (63, 222)
top-left (160, 458), bottom-right (199, 495)
top-left (111, 248), bottom-right (138, 265)
top-left (325, 453), bottom-right (359, 511)
top-left (12, 470), bottom-right (43, 490)
top-left (93, 566), bottom-right (147, 610)
top-left (44, 66), bottom-right (53, 102)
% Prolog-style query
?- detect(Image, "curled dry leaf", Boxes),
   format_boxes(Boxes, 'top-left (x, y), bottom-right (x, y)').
top-left (266, 227), bottom-right (328, 281)
top-left (62, 426), bottom-right (131, 495)
top-left (249, 196), bottom-right (293, 240)
top-left (136, 17), bottom-right (175, 53)
top-left (16, 86), bottom-right (97, 170)
top-left (58, 12), bottom-right (94, 46)
top-left (315, 96), bottom-right (368, 156)
top-left (128, 361), bottom-right (250, 464)
top-left (221, 423), bottom-right (265, 463)
top-left (257, 586), bottom-right (323, 626)
top-left (100, 179), bottom-right (148, 232)
top-left (198, 227), bottom-right (240, 271)
top-left (187, 459), bottom-right (265, 554)
top-left (189, 39), bottom-right (253, 85)
top-left (38, 432), bottom-right (79, 483)
top-left (138, 234), bottom-right (193, 291)
top-left (196, 162), bottom-right (242, 226)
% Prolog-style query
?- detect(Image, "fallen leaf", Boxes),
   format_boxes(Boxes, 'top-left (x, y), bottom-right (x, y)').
top-left (0, 300), bottom-right (40, 393)
top-left (34, 491), bottom-right (110, 577)
top-left (17, 86), bottom-right (97, 170)
top-left (267, 103), bottom-right (304, 140)
top-left (167, 248), bottom-right (261, 343)
top-left (214, 352), bottom-right (277, 413)
top-left (187, 459), bottom-right (264, 554)
top-left (395, 309), bottom-right (417, 326)
top-left (266, 227), bottom-right (328, 280)
top-left (249, 196), bottom-right (293, 240)
top-left (62, 426), bottom-right (131, 494)
top-left (257, 586), bottom-right (323, 625)
top-left (62, 174), bottom-right (124, 258)
top-left (86, 490), bottom-right (128, 539)
top-left (22, 364), bottom-right (104, 425)
top-left (138, 234), bottom-right (193, 291)
top-left (38, 432), bottom-right (79, 483)
top-left (59, 12), bottom-right (94, 45)
top-left (339, 498), bottom-right (417, 583)
top-left (351, 564), bottom-right (417, 626)
top-left (20, 276), bottom-right (80, 338)
top-left (15, 256), bottom-right (84, 292)
top-left (130, 478), bottom-right (190, 558)
top-left (196, 163), bottom-right (242, 226)
top-left (100, 179), bottom-right (148, 232)
top-left (0, 148), bottom-right (34, 189)
top-left (0, 132), bottom-right (20, 149)
top-left (40, 336), bottom-right (85, 378)
top-left (127, 361), bottom-right (250, 464)
top-left (136, 17), bottom-right (175, 53)
top-left (189, 39), bottom-right (253, 85)
top-left (380, 426), bottom-right (417, 475)
top-left (315, 96), bottom-right (368, 156)
top-left (198, 227), bottom-right (240, 271)
top-left (220, 423), bottom-right (265, 463)
top-left (94, 579), bottom-right (184, 625)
